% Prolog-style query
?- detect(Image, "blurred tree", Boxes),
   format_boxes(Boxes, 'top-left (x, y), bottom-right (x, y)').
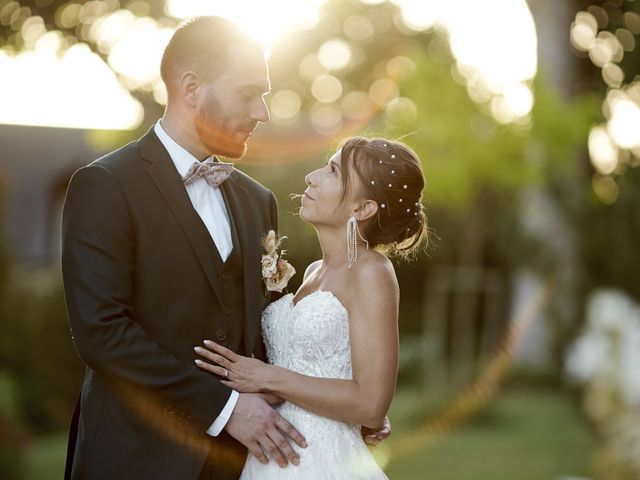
top-left (573, 0), bottom-right (640, 92)
top-left (0, 0), bottom-right (635, 434)
top-left (0, 0), bottom-right (169, 82)
top-left (566, 0), bottom-right (640, 301)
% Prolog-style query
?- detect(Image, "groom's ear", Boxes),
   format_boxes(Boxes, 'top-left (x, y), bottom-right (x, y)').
top-left (355, 199), bottom-right (378, 222)
top-left (180, 71), bottom-right (199, 106)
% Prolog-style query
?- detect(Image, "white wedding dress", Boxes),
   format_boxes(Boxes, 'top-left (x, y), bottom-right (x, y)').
top-left (240, 291), bottom-right (389, 479)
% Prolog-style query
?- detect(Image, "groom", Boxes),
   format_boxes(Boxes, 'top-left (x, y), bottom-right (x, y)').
top-left (63, 15), bottom-right (389, 480)
top-left (62, 17), bottom-right (308, 480)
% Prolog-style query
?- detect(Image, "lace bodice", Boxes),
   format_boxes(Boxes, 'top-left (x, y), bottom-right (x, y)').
top-left (240, 291), bottom-right (388, 479)
top-left (262, 291), bottom-right (352, 379)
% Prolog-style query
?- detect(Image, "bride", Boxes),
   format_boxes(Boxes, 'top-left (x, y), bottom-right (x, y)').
top-left (196, 136), bottom-right (428, 478)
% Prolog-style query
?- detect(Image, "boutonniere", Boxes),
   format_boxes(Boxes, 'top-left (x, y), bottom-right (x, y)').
top-left (261, 230), bottom-right (296, 293)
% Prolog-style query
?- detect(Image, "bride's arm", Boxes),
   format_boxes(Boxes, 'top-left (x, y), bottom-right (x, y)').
top-left (195, 260), bottom-right (399, 430)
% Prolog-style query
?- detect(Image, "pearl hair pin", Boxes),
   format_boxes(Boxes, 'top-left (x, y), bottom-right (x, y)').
top-left (367, 150), bottom-right (419, 216)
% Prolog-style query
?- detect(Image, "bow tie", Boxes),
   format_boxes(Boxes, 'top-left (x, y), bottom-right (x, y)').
top-left (181, 161), bottom-right (234, 188)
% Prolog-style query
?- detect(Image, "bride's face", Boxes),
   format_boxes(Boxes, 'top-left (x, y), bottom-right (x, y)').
top-left (300, 149), bottom-right (362, 227)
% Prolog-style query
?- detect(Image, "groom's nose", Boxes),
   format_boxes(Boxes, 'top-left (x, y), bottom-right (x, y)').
top-left (251, 97), bottom-right (270, 124)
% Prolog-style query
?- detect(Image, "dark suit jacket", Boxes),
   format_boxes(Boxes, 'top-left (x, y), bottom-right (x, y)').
top-left (61, 127), bottom-right (278, 479)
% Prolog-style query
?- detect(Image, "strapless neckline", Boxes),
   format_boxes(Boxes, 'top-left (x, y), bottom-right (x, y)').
top-left (287, 290), bottom-right (348, 315)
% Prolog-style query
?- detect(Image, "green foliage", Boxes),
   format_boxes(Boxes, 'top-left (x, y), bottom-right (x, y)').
top-left (532, 68), bottom-right (640, 303)
top-left (0, 268), bottom-right (82, 433)
top-left (393, 45), bottom-right (600, 212)
top-left (394, 46), bottom-right (528, 208)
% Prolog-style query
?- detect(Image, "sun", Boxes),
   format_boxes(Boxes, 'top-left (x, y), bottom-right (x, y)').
top-left (164, 0), bottom-right (327, 46)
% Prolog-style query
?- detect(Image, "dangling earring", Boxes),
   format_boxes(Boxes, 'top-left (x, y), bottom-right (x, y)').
top-left (346, 215), bottom-right (369, 269)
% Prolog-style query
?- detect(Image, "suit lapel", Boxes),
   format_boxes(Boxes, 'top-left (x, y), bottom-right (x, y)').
top-left (139, 129), bottom-right (225, 307)
top-left (220, 174), bottom-right (262, 355)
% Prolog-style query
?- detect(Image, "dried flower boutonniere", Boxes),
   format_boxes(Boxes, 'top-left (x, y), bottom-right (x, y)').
top-left (261, 230), bottom-right (296, 292)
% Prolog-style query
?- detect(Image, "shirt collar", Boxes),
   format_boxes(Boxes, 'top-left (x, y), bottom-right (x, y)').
top-left (153, 120), bottom-right (214, 178)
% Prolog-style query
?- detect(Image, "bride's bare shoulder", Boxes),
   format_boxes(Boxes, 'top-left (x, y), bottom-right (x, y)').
top-left (349, 252), bottom-right (399, 299)
top-left (342, 253), bottom-right (399, 331)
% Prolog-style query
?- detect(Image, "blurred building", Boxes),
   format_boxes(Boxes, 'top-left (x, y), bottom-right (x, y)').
top-left (0, 124), bottom-right (101, 265)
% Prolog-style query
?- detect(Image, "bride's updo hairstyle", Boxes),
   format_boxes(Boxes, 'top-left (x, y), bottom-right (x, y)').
top-left (339, 136), bottom-right (428, 258)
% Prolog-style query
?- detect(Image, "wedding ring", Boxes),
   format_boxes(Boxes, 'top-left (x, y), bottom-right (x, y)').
top-left (223, 369), bottom-right (228, 379)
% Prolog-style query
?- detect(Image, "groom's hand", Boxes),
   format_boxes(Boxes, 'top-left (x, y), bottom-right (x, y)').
top-left (363, 415), bottom-right (391, 446)
top-left (224, 393), bottom-right (307, 468)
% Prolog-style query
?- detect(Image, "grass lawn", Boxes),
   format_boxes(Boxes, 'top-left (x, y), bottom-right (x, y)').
top-left (382, 386), bottom-right (594, 480)
top-left (21, 386), bottom-right (594, 480)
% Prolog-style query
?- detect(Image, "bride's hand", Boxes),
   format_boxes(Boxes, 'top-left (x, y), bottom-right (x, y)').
top-left (252, 392), bottom-right (284, 406)
top-left (194, 340), bottom-right (269, 393)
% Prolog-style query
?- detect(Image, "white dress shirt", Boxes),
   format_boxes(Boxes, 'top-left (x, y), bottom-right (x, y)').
top-left (154, 120), bottom-right (239, 437)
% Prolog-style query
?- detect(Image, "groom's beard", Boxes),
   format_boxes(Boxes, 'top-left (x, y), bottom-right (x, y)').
top-left (195, 105), bottom-right (249, 159)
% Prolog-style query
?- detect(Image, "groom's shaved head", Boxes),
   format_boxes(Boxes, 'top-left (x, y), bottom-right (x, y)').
top-left (160, 16), bottom-right (263, 97)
